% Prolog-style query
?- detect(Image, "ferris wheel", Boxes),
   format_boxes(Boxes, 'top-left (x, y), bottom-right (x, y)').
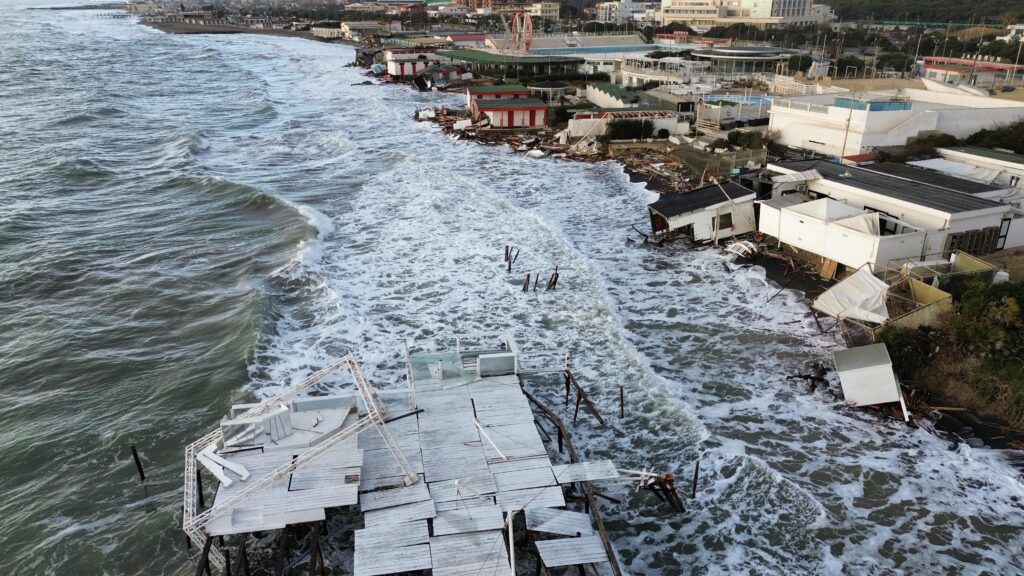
top-left (508, 12), bottom-right (534, 54)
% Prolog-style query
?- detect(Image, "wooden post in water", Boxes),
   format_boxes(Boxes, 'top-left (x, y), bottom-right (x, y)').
top-left (130, 445), bottom-right (145, 482)
top-left (274, 526), bottom-right (290, 576)
top-left (194, 534), bottom-right (213, 576)
top-left (195, 469), bottom-right (205, 509)
top-left (522, 274), bottom-right (530, 292)
top-left (619, 386), bottom-right (624, 419)
top-left (691, 458), bottom-right (700, 499)
top-left (237, 535), bottom-right (252, 576)
top-left (308, 522), bottom-right (322, 576)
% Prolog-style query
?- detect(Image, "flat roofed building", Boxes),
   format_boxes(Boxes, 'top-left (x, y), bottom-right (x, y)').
top-left (466, 84), bottom-right (531, 108)
top-left (473, 97), bottom-right (549, 127)
top-left (769, 89), bottom-right (1024, 158)
top-left (620, 56), bottom-right (712, 87)
top-left (660, 0), bottom-right (818, 31)
top-left (761, 160), bottom-right (1023, 262)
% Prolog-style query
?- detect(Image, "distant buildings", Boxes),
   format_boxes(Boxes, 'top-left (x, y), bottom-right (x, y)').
top-left (659, 0), bottom-right (822, 31)
top-left (594, 1), bottom-right (661, 24)
top-left (528, 2), bottom-right (560, 21)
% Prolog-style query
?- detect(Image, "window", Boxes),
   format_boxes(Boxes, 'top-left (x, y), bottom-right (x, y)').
top-left (714, 212), bottom-right (733, 231)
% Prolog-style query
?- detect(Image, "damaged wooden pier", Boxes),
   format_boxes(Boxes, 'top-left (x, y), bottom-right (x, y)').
top-left (182, 335), bottom-right (677, 575)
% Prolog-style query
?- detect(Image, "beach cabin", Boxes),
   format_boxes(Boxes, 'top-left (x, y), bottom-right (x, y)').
top-left (385, 49), bottom-right (439, 78)
top-left (833, 343), bottom-right (909, 421)
top-left (647, 181), bottom-right (757, 243)
top-left (466, 84), bottom-right (531, 108)
top-left (474, 98), bottom-right (548, 128)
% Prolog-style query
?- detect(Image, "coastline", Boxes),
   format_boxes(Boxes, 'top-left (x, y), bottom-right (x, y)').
top-left (141, 20), bottom-right (319, 40)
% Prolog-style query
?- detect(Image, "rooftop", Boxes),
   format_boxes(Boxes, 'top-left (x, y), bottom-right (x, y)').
top-left (473, 97), bottom-right (548, 110)
top-left (773, 160), bottom-right (1005, 215)
top-left (587, 82), bottom-right (641, 104)
top-left (647, 181), bottom-right (757, 218)
top-left (940, 146), bottom-right (1024, 166)
top-left (858, 162), bottom-right (1000, 195)
top-left (437, 49), bottom-right (584, 65)
top-left (467, 84), bottom-right (530, 93)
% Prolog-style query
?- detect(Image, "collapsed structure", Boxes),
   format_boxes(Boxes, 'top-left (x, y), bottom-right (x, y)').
top-left (183, 336), bottom-right (674, 575)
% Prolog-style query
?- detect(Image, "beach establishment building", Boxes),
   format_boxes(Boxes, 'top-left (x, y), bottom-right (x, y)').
top-left (757, 161), bottom-right (1024, 273)
top-left (445, 33), bottom-right (488, 48)
top-left (527, 80), bottom-right (570, 103)
top-left (466, 84), bottom-right (531, 108)
top-left (474, 98), bottom-right (549, 128)
top-left (384, 48), bottom-right (440, 77)
top-left (689, 46), bottom-right (802, 76)
top-left (437, 50), bottom-right (584, 78)
top-left (568, 108), bottom-right (683, 138)
top-left (910, 146), bottom-right (1024, 191)
top-left (660, 0), bottom-right (822, 30)
top-left (768, 89), bottom-right (1024, 158)
top-left (341, 21), bottom-right (401, 41)
top-left (919, 56), bottom-right (1024, 88)
top-left (620, 56), bottom-right (712, 87)
top-left (585, 82), bottom-right (641, 108)
top-left (647, 180), bottom-right (758, 242)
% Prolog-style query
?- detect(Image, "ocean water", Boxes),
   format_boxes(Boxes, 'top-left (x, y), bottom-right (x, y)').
top-left (1, 5), bottom-right (1023, 576)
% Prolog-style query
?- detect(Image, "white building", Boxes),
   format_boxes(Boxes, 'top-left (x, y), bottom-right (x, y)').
top-left (620, 56), bottom-right (712, 87)
top-left (758, 161), bottom-right (1024, 272)
top-left (660, 0), bottom-right (818, 31)
top-left (528, 2), bottom-right (560, 21)
top-left (585, 82), bottom-right (642, 108)
top-left (997, 24), bottom-right (1024, 42)
top-left (768, 89), bottom-right (1024, 158)
top-left (911, 146), bottom-right (1024, 191)
top-left (648, 180), bottom-right (758, 242)
top-left (595, 1), bottom-right (660, 23)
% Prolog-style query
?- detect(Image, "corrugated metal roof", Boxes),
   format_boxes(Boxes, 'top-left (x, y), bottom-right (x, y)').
top-left (647, 181), bottom-right (756, 218)
top-left (859, 162), bottom-right (1000, 195)
top-left (772, 160), bottom-right (1004, 214)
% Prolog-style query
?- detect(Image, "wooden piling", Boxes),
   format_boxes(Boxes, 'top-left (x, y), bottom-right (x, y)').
top-left (691, 458), bottom-right (700, 499)
top-left (274, 525), bottom-right (289, 576)
top-left (308, 522), bottom-right (321, 576)
top-left (619, 386), bottom-right (624, 419)
top-left (556, 429), bottom-right (563, 453)
top-left (130, 445), bottom-right (145, 482)
top-left (194, 534), bottom-right (213, 576)
top-left (238, 535), bottom-right (252, 576)
top-left (564, 373), bottom-right (571, 406)
top-left (522, 274), bottom-right (530, 292)
top-left (573, 393), bottom-right (582, 423)
top-left (512, 249), bottom-right (520, 265)
top-left (196, 469), bottom-right (205, 509)
top-left (533, 273), bottom-right (540, 291)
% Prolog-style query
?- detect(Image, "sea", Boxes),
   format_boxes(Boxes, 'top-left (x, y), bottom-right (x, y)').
top-left (1, 4), bottom-right (1022, 575)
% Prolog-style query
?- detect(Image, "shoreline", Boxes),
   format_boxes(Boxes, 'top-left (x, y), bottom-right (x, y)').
top-left (135, 17), bottom-right (1024, 455)
top-left (141, 20), bottom-right (345, 43)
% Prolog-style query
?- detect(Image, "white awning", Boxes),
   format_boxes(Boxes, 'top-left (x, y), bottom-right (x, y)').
top-left (812, 268), bottom-right (890, 324)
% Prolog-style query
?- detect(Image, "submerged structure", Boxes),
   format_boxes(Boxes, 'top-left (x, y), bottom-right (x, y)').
top-left (182, 335), bottom-right (674, 575)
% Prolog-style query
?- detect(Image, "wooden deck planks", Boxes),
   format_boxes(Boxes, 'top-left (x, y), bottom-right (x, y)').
top-left (492, 466), bottom-right (557, 492)
top-left (362, 498), bottom-right (437, 528)
top-left (353, 542), bottom-right (431, 576)
top-left (354, 520), bottom-right (429, 548)
top-left (535, 535), bottom-right (609, 567)
top-left (525, 507), bottom-right (595, 537)
top-left (358, 482), bottom-right (431, 512)
top-left (432, 504), bottom-right (506, 536)
top-left (551, 460), bottom-right (620, 484)
top-left (494, 486), bottom-right (566, 511)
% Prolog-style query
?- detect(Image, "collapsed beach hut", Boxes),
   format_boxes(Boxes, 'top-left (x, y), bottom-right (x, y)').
top-left (812, 267), bottom-right (953, 345)
top-left (181, 335), bottom-right (673, 575)
top-left (833, 343), bottom-right (910, 422)
top-left (647, 181), bottom-right (757, 243)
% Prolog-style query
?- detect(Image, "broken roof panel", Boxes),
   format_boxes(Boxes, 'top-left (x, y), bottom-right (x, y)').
top-left (812, 268), bottom-right (890, 324)
top-left (647, 181), bottom-right (757, 218)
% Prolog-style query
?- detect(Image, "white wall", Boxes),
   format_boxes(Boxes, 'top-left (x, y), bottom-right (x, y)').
top-left (666, 199), bottom-right (756, 242)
